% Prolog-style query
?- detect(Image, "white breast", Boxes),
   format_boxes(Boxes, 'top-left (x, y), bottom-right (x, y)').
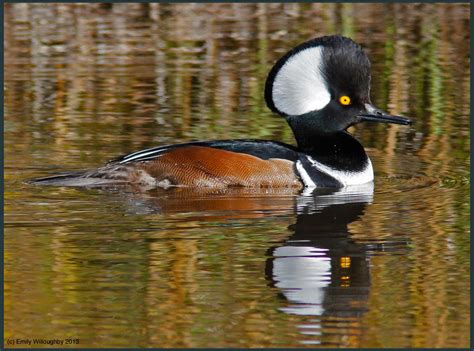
top-left (298, 155), bottom-right (374, 187)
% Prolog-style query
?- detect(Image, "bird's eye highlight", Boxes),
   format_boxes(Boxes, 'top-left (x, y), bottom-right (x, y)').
top-left (339, 96), bottom-right (351, 106)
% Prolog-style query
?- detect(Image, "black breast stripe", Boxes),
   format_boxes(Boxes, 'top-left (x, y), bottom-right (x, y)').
top-left (297, 155), bottom-right (343, 188)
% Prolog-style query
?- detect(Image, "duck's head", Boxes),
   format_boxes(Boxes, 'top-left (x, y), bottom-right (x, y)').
top-left (265, 35), bottom-right (411, 136)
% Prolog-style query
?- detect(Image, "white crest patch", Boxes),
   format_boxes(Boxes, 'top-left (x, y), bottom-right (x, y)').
top-left (272, 46), bottom-right (331, 116)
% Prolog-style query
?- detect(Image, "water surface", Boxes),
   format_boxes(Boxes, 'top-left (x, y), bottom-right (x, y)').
top-left (4, 3), bottom-right (470, 348)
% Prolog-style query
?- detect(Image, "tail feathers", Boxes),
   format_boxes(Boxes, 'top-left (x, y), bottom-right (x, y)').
top-left (26, 169), bottom-right (127, 187)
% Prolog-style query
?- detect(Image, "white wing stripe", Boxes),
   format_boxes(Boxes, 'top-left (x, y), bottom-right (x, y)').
top-left (119, 147), bottom-right (169, 163)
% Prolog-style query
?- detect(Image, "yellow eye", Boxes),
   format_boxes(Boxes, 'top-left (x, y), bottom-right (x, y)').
top-left (339, 96), bottom-right (351, 106)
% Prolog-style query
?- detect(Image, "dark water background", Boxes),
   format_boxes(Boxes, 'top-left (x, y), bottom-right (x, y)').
top-left (4, 3), bottom-right (470, 348)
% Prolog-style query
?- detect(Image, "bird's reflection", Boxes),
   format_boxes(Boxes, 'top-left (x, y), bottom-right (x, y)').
top-left (267, 184), bottom-right (373, 317)
top-left (266, 183), bottom-right (374, 346)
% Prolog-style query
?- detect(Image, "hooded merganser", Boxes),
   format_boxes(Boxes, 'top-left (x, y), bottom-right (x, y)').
top-left (29, 35), bottom-right (411, 189)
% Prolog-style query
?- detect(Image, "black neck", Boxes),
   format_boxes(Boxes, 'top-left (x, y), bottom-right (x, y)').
top-left (286, 115), bottom-right (369, 172)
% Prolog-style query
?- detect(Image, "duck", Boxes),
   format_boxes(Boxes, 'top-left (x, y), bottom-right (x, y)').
top-left (29, 35), bottom-right (411, 189)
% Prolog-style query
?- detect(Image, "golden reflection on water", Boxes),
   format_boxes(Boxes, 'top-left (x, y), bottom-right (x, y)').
top-left (4, 3), bottom-right (469, 348)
